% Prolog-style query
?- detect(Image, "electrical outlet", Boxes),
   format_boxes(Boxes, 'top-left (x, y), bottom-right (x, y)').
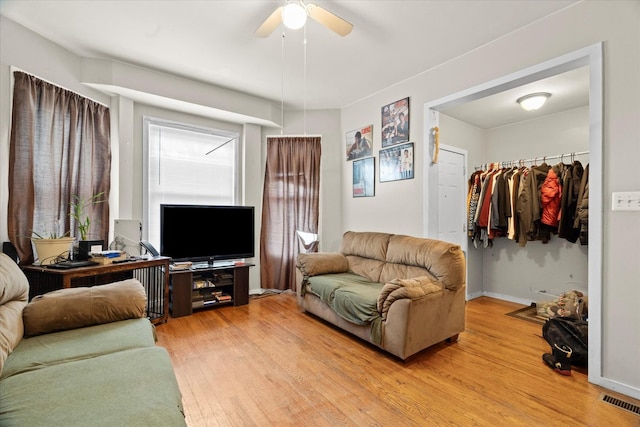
top-left (612, 191), bottom-right (640, 211)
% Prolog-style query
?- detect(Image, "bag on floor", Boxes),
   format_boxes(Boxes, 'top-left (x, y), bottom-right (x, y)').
top-left (542, 317), bottom-right (588, 368)
top-left (537, 290), bottom-right (585, 320)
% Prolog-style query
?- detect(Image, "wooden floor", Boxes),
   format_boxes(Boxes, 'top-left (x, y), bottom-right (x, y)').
top-left (155, 293), bottom-right (640, 427)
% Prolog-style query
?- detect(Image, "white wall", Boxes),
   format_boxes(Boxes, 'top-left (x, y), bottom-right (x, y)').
top-left (340, 95), bottom-right (424, 237)
top-left (484, 106), bottom-right (589, 162)
top-left (340, 1), bottom-right (640, 398)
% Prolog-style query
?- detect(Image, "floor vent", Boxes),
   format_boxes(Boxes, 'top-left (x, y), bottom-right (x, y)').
top-left (600, 393), bottom-right (640, 416)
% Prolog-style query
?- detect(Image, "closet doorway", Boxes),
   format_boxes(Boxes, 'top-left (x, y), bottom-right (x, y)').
top-left (422, 44), bottom-right (603, 386)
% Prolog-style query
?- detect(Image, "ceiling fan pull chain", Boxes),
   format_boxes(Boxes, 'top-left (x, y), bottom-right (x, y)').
top-left (281, 32), bottom-right (286, 135)
top-left (303, 25), bottom-right (307, 136)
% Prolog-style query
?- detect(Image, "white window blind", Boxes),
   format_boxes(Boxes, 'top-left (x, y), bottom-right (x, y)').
top-left (144, 117), bottom-right (239, 248)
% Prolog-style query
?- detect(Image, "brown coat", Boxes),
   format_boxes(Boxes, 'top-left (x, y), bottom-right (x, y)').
top-left (575, 164), bottom-right (589, 244)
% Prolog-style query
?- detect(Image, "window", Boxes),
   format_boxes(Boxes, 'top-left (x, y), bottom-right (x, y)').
top-left (143, 117), bottom-right (240, 249)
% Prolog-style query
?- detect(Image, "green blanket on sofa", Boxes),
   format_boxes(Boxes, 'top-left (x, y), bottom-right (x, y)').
top-left (307, 273), bottom-right (384, 343)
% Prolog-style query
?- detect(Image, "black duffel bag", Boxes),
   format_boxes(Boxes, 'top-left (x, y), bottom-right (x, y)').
top-left (542, 317), bottom-right (588, 375)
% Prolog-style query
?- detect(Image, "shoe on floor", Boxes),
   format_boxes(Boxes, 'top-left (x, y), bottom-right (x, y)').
top-left (542, 353), bottom-right (572, 376)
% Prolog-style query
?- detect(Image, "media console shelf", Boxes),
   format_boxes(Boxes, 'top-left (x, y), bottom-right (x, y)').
top-left (169, 263), bottom-right (253, 317)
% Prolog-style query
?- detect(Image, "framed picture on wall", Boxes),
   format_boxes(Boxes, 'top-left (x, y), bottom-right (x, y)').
top-left (379, 142), bottom-right (414, 182)
top-left (381, 97), bottom-right (410, 147)
top-left (345, 125), bottom-right (373, 161)
top-left (353, 157), bottom-right (375, 197)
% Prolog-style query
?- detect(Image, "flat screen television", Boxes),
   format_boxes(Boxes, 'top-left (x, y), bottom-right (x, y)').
top-left (160, 204), bottom-right (255, 262)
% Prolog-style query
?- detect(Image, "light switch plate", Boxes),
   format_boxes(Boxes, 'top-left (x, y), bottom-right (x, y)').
top-left (612, 191), bottom-right (640, 211)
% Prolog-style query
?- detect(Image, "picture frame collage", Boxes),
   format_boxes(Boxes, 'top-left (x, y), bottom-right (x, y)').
top-left (346, 97), bottom-right (414, 197)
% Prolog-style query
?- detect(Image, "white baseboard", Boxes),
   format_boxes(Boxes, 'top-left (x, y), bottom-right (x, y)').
top-left (466, 290), bottom-right (484, 301)
top-left (593, 377), bottom-right (640, 401)
top-left (478, 291), bottom-right (533, 306)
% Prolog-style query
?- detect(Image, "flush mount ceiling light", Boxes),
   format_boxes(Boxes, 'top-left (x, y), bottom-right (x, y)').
top-left (517, 92), bottom-right (551, 111)
top-left (282, 2), bottom-right (307, 30)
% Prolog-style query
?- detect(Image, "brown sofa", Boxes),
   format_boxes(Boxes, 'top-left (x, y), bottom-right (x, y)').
top-left (296, 231), bottom-right (466, 360)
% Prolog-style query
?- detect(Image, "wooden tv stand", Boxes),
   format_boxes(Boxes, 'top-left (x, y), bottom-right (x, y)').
top-left (169, 263), bottom-right (253, 318)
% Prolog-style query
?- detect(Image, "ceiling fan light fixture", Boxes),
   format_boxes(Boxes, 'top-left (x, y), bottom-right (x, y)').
top-left (517, 92), bottom-right (551, 111)
top-left (283, 3), bottom-right (307, 30)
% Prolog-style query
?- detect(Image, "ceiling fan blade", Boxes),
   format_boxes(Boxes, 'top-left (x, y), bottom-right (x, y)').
top-left (306, 3), bottom-right (353, 36)
top-left (255, 6), bottom-right (283, 37)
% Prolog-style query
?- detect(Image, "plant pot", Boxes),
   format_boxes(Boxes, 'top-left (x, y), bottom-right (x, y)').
top-left (32, 237), bottom-right (74, 265)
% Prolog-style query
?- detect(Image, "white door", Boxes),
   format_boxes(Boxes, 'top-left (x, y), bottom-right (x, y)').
top-left (436, 148), bottom-right (466, 249)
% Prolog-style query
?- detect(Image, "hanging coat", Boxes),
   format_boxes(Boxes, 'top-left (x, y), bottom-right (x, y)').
top-left (516, 169), bottom-right (533, 247)
top-left (467, 171), bottom-right (482, 237)
top-left (575, 164), bottom-right (589, 245)
top-left (558, 161), bottom-right (583, 243)
top-left (540, 165), bottom-right (562, 228)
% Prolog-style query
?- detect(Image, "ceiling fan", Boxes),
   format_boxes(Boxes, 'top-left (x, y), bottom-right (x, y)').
top-left (255, 0), bottom-right (353, 37)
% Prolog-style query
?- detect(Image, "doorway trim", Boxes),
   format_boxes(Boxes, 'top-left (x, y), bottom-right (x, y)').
top-left (423, 43), bottom-right (603, 387)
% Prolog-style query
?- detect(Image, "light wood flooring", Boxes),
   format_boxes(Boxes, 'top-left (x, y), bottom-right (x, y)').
top-left (155, 293), bottom-right (640, 426)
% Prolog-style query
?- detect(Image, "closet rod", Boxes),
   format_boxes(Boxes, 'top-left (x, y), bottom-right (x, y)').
top-left (475, 150), bottom-right (589, 170)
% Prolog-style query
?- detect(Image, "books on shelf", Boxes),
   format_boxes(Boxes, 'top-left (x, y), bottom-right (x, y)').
top-left (89, 250), bottom-right (126, 265)
top-left (193, 272), bottom-right (234, 289)
top-left (210, 272), bottom-right (233, 286)
top-left (193, 279), bottom-right (209, 289)
top-left (186, 268), bottom-right (238, 310)
top-left (192, 294), bottom-right (232, 309)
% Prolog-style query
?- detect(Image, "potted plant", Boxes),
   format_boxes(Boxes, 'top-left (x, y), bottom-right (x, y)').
top-left (70, 192), bottom-right (105, 260)
top-left (70, 192), bottom-right (105, 241)
top-left (31, 222), bottom-right (74, 265)
top-left (29, 192), bottom-right (105, 264)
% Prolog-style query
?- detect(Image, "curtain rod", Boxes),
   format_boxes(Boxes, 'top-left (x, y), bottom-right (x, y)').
top-left (475, 150), bottom-right (589, 170)
top-left (11, 67), bottom-right (109, 108)
top-left (265, 134), bottom-right (322, 139)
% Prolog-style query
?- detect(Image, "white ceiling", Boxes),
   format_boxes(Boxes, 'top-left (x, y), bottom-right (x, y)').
top-left (442, 66), bottom-right (590, 129)
top-left (0, 0), bottom-right (585, 128)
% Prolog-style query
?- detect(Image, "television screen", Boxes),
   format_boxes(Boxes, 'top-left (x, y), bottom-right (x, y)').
top-left (160, 204), bottom-right (255, 262)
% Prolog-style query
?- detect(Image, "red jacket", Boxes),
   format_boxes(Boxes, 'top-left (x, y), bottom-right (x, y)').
top-left (540, 167), bottom-right (562, 227)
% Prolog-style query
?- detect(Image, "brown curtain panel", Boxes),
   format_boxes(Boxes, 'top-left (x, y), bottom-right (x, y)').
top-left (8, 72), bottom-right (111, 265)
top-left (260, 136), bottom-right (321, 291)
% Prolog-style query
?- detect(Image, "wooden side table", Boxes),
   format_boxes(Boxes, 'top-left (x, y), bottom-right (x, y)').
top-left (22, 257), bottom-right (171, 324)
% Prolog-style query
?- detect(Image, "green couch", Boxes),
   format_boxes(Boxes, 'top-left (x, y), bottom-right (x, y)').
top-left (0, 253), bottom-right (186, 426)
